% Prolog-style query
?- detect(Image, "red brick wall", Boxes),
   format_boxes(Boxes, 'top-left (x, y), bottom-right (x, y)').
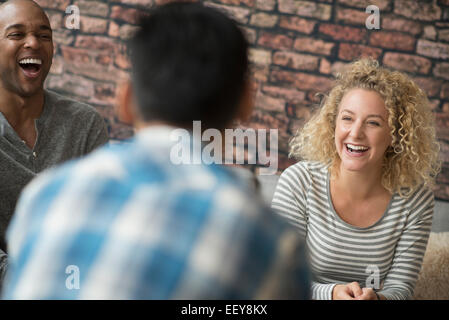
top-left (10, 0), bottom-right (449, 200)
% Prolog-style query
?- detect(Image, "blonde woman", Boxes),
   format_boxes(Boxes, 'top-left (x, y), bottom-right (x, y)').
top-left (272, 58), bottom-right (441, 300)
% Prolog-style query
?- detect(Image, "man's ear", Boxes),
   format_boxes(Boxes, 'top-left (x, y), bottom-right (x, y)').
top-left (236, 80), bottom-right (255, 123)
top-left (117, 81), bottom-right (135, 125)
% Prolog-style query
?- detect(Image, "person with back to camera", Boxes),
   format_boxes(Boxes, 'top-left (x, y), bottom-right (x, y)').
top-left (272, 58), bottom-right (441, 300)
top-left (1, 2), bottom-right (310, 299)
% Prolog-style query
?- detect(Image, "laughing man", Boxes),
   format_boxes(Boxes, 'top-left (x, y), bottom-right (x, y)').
top-left (0, 0), bottom-right (108, 281)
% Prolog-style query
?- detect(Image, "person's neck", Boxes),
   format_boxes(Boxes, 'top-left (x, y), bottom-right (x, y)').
top-left (333, 163), bottom-right (387, 201)
top-left (0, 88), bottom-right (45, 129)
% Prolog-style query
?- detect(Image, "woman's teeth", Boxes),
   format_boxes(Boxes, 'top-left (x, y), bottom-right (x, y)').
top-left (346, 143), bottom-right (369, 152)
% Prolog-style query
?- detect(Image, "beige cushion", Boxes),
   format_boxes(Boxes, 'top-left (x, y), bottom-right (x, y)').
top-left (413, 232), bottom-right (449, 300)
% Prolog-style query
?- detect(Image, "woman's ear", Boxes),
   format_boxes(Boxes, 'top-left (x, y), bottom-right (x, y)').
top-left (117, 80), bottom-right (136, 125)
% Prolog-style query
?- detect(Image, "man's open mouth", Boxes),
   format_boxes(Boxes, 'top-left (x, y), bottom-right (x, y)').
top-left (18, 58), bottom-right (43, 78)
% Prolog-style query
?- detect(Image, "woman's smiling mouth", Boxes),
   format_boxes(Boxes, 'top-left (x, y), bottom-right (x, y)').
top-left (345, 143), bottom-right (370, 155)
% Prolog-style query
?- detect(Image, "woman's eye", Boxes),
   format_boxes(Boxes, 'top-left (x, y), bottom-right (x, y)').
top-left (368, 121), bottom-right (380, 126)
top-left (342, 117), bottom-right (351, 121)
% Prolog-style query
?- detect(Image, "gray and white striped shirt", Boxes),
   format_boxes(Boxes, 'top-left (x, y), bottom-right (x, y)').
top-left (271, 161), bottom-right (434, 300)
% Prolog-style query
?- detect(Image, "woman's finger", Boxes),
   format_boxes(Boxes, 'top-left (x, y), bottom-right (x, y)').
top-left (348, 282), bottom-right (363, 297)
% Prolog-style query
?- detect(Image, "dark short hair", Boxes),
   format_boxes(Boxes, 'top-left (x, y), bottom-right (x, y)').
top-left (128, 2), bottom-right (249, 130)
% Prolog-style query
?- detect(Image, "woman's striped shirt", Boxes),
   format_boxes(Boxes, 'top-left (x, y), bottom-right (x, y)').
top-left (271, 161), bottom-right (434, 300)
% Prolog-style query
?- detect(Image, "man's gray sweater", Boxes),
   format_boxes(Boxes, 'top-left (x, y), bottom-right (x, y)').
top-left (0, 90), bottom-right (109, 253)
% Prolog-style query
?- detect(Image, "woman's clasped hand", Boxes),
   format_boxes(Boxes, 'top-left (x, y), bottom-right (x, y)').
top-left (332, 282), bottom-right (381, 300)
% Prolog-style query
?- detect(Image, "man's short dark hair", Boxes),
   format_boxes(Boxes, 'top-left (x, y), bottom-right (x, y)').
top-left (129, 2), bottom-right (249, 130)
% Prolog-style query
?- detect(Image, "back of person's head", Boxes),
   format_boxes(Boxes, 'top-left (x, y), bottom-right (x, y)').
top-left (128, 2), bottom-right (249, 130)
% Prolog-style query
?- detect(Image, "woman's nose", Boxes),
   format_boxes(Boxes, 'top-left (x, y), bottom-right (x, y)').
top-left (349, 121), bottom-right (364, 138)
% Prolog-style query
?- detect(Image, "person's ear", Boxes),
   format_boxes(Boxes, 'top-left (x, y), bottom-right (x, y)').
top-left (236, 79), bottom-right (255, 123)
top-left (117, 81), bottom-right (135, 125)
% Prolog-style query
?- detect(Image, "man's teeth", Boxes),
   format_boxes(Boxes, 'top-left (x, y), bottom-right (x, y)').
top-left (19, 58), bottom-right (42, 65)
top-left (347, 144), bottom-right (368, 151)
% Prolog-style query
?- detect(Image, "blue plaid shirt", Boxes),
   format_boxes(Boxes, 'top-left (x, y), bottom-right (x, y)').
top-left (2, 126), bottom-right (309, 299)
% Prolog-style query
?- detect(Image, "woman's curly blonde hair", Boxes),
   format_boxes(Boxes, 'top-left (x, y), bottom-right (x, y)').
top-left (290, 58), bottom-right (441, 198)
